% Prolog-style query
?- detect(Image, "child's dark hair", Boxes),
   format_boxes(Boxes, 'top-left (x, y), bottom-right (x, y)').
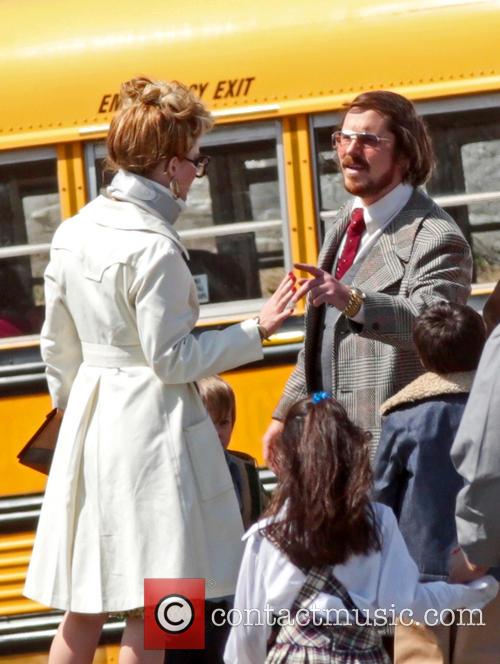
top-left (262, 397), bottom-right (381, 569)
top-left (413, 302), bottom-right (486, 374)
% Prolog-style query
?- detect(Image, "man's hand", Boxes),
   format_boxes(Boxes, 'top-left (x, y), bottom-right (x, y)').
top-left (263, 419), bottom-right (284, 472)
top-left (293, 263), bottom-right (351, 310)
top-left (448, 547), bottom-right (488, 583)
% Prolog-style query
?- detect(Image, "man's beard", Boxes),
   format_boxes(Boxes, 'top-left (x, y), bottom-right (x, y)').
top-left (341, 154), bottom-right (400, 199)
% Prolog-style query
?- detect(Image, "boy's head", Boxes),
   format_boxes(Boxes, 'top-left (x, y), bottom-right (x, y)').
top-left (413, 302), bottom-right (486, 374)
top-left (197, 375), bottom-right (236, 449)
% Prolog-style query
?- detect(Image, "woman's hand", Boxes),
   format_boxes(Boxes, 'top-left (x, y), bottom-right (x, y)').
top-left (257, 272), bottom-right (297, 338)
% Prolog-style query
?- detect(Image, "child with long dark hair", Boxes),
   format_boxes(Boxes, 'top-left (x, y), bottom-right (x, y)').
top-left (224, 396), bottom-right (497, 664)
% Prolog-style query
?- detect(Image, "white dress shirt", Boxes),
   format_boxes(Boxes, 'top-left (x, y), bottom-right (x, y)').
top-left (224, 503), bottom-right (498, 664)
top-left (337, 182), bottom-right (413, 323)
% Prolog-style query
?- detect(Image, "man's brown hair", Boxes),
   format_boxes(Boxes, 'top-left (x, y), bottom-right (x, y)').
top-left (345, 90), bottom-right (435, 186)
top-left (413, 302), bottom-right (486, 374)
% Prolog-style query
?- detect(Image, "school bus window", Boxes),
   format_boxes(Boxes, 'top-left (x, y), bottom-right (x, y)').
top-left (181, 139), bottom-right (285, 307)
top-left (425, 104), bottom-right (500, 284)
top-left (313, 124), bottom-right (350, 232)
top-left (460, 141), bottom-right (500, 283)
top-left (0, 149), bottom-right (59, 339)
top-left (85, 122), bottom-right (289, 315)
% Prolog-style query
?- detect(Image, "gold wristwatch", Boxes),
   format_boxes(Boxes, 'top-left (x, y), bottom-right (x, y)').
top-left (343, 287), bottom-right (365, 319)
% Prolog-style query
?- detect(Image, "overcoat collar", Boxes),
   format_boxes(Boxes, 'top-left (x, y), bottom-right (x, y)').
top-left (80, 170), bottom-right (189, 260)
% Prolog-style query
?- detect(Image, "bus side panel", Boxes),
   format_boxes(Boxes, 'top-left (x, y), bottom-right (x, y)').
top-left (224, 362), bottom-right (295, 465)
top-left (1, 394), bottom-right (50, 497)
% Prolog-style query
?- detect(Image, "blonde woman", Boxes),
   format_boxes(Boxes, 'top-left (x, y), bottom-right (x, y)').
top-left (24, 77), bottom-right (295, 664)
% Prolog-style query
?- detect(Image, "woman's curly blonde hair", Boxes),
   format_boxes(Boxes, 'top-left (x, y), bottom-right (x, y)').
top-left (106, 76), bottom-right (213, 175)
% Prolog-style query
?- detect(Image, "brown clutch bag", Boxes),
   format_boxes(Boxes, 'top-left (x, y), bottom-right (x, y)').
top-left (18, 408), bottom-right (63, 475)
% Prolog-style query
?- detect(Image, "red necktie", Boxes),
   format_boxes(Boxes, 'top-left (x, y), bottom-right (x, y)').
top-left (335, 208), bottom-right (366, 280)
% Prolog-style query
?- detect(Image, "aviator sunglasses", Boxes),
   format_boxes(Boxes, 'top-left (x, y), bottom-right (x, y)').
top-left (332, 129), bottom-right (392, 150)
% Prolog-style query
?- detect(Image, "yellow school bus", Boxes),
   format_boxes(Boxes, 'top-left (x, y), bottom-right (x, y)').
top-left (1, 0), bottom-right (499, 658)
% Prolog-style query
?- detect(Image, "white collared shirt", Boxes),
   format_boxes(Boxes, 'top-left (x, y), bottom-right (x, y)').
top-left (337, 182), bottom-right (413, 323)
top-left (223, 504), bottom-right (498, 664)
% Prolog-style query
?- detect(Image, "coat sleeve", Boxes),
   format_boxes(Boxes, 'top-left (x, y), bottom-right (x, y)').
top-left (373, 414), bottom-right (413, 518)
top-left (350, 215), bottom-right (472, 349)
top-left (272, 344), bottom-right (308, 420)
top-left (223, 534), bottom-right (269, 664)
top-left (451, 325), bottom-right (500, 567)
top-left (370, 506), bottom-right (498, 622)
top-left (132, 241), bottom-right (263, 384)
top-left (40, 258), bottom-right (83, 409)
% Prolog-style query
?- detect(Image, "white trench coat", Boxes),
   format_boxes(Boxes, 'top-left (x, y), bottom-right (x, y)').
top-left (24, 172), bottom-right (263, 613)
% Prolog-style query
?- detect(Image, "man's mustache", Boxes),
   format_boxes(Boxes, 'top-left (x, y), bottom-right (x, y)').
top-left (342, 154), bottom-right (368, 169)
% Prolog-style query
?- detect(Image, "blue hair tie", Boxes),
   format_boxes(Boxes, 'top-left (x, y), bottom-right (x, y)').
top-left (311, 391), bottom-right (330, 404)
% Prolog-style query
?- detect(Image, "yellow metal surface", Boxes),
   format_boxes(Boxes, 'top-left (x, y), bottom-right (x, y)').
top-left (1, 0), bottom-right (499, 149)
top-left (0, 646), bottom-right (119, 664)
top-left (0, 393), bottom-right (51, 496)
top-left (57, 143), bottom-right (87, 219)
top-left (282, 115), bottom-right (319, 314)
top-left (0, 532), bottom-right (43, 616)
top-left (223, 362), bottom-right (294, 465)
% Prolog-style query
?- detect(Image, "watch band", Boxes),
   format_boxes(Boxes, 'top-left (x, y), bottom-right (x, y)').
top-left (253, 316), bottom-right (269, 340)
top-left (343, 287), bottom-right (365, 318)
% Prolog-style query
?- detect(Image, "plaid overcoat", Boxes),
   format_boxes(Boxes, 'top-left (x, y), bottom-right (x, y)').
top-left (274, 188), bottom-right (472, 455)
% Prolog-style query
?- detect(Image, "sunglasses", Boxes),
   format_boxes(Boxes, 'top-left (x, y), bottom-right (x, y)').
top-left (184, 154), bottom-right (211, 178)
top-left (332, 130), bottom-right (392, 151)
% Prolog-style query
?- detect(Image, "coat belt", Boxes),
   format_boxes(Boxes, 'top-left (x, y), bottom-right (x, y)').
top-left (81, 342), bottom-right (148, 367)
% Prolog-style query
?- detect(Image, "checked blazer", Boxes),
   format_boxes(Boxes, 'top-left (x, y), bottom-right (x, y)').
top-left (274, 188), bottom-right (472, 456)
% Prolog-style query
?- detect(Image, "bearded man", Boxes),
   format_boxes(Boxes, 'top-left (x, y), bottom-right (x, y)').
top-left (264, 90), bottom-right (472, 461)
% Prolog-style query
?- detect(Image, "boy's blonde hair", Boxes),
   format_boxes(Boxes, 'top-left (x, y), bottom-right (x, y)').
top-left (197, 375), bottom-right (236, 424)
top-left (106, 76), bottom-right (213, 176)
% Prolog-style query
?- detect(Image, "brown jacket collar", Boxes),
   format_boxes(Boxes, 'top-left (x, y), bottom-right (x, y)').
top-left (380, 371), bottom-right (475, 416)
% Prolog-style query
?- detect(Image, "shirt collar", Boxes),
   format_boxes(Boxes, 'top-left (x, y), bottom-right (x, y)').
top-left (353, 182), bottom-right (413, 237)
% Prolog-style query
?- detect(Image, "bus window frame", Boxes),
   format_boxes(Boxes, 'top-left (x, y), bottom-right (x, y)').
top-left (0, 147), bottom-right (59, 262)
top-left (0, 146), bottom-right (57, 167)
top-left (83, 120), bottom-right (293, 321)
top-left (0, 147), bottom-right (59, 345)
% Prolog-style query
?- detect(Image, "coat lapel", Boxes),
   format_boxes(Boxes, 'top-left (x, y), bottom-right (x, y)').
top-left (353, 188), bottom-right (435, 292)
top-left (318, 204), bottom-right (352, 273)
top-left (304, 204), bottom-right (351, 388)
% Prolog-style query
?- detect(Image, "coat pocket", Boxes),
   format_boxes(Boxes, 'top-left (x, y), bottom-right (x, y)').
top-left (183, 416), bottom-right (233, 501)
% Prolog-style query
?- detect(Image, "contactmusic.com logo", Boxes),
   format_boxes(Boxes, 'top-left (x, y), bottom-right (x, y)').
top-left (144, 579), bottom-right (205, 649)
